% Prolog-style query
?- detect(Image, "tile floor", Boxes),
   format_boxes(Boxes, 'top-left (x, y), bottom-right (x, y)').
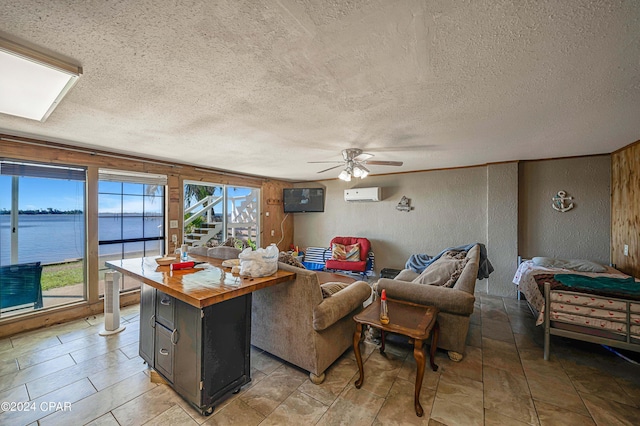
top-left (1, 293), bottom-right (640, 425)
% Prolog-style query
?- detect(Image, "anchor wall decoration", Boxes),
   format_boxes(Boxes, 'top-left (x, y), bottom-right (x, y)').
top-left (552, 190), bottom-right (574, 212)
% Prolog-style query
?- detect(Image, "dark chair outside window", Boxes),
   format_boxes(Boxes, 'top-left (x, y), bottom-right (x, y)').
top-left (0, 261), bottom-right (43, 311)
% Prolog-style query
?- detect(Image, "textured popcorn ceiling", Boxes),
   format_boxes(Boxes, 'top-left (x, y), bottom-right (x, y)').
top-left (0, 0), bottom-right (638, 181)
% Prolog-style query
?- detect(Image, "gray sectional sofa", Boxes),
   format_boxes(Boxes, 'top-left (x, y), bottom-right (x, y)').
top-left (375, 244), bottom-right (480, 361)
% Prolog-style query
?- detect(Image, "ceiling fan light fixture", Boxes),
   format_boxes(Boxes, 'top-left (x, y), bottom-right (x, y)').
top-left (312, 148), bottom-right (402, 179)
top-left (355, 165), bottom-right (369, 178)
top-left (338, 169), bottom-right (351, 181)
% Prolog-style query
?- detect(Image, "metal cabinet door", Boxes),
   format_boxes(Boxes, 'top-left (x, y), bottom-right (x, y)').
top-left (173, 298), bottom-right (202, 406)
top-left (139, 283), bottom-right (155, 364)
top-left (155, 324), bottom-right (175, 383)
top-left (156, 290), bottom-right (175, 329)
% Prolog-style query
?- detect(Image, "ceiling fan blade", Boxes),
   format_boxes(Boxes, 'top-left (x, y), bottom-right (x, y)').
top-left (308, 161), bottom-right (343, 164)
top-left (363, 160), bottom-right (403, 166)
top-left (317, 164), bottom-right (344, 173)
top-left (366, 160), bottom-right (403, 166)
top-left (353, 152), bottom-right (374, 162)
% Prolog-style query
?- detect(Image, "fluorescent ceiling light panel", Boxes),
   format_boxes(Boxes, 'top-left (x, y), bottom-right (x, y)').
top-left (0, 39), bottom-right (82, 122)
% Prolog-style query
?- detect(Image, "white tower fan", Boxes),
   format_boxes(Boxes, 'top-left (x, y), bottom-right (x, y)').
top-left (99, 271), bottom-right (126, 336)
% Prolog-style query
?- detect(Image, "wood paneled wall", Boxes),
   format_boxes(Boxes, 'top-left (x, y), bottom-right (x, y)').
top-left (261, 180), bottom-right (294, 250)
top-left (611, 140), bottom-right (640, 278)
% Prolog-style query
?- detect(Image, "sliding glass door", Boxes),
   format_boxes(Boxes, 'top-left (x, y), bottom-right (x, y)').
top-left (183, 181), bottom-right (259, 248)
top-left (226, 186), bottom-right (259, 245)
top-left (0, 161), bottom-right (86, 317)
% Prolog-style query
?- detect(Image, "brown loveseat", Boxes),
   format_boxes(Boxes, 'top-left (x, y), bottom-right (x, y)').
top-left (375, 244), bottom-right (480, 361)
top-left (251, 262), bottom-right (372, 383)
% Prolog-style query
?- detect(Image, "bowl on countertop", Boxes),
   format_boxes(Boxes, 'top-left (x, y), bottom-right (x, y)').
top-left (155, 256), bottom-right (176, 266)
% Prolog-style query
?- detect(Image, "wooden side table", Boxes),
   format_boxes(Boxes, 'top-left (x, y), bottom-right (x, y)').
top-left (353, 298), bottom-right (439, 417)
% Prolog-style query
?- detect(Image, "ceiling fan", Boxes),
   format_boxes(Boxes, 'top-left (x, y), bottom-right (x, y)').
top-left (309, 148), bottom-right (403, 181)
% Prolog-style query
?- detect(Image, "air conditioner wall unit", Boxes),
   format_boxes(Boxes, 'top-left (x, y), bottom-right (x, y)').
top-left (344, 187), bottom-right (381, 202)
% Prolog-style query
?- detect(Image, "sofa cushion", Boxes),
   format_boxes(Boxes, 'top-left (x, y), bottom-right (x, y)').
top-left (443, 250), bottom-right (467, 260)
top-left (412, 255), bottom-right (467, 288)
top-left (331, 243), bottom-right (360, 261)
top-left (320, 282), bottom-right (350, 298)
top-left (394, 269), bottom-right (420, 282)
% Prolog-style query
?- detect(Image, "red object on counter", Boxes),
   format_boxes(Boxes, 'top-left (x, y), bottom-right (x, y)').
top-left (170, 261), bottom-right (204, 270)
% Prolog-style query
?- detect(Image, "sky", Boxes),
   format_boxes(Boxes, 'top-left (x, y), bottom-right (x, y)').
top-left (0, 176), bottom-right (151, 213)
top-left (1, 177), bottom-right (256, 214)
top-left (0, 176), bottom-right (85, 211)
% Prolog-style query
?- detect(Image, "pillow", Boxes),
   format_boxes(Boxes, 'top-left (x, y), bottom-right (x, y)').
top-left (412, 256), bottom-right (468, 287)
top-left (331, 243), bottom-right (360, 262)
top-left (532, 257), bottom-right (606, 273)
top-left (441, 250), bottom-right (467, 260)
top-left (320, 282), bottom-right (350, 298)
top-left (278, 252), bottom-right (306, 269)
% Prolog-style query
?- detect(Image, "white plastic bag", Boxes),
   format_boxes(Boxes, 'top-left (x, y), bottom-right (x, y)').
top-left (238, 244), bottom-right (279, 277)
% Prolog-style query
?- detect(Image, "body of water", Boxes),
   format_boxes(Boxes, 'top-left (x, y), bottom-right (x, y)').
top-left (0, 215), bottom-right (164, 265)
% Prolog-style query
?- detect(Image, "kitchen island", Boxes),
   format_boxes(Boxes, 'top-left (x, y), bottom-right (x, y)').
top-left (106, 256), bottom-right (295, 415)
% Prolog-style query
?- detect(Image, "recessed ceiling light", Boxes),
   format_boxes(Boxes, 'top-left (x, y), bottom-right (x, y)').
top-left (0, 38), bottom-right (82, 122)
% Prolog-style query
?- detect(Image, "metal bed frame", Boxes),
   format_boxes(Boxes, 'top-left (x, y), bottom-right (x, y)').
top-left (543, 282), bottom-right (640, 360)
top-left (516, 256), bottom-right (640, 360)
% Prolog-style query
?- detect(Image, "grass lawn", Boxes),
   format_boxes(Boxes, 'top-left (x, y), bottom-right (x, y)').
top-left (41, 261), bottom-right (84, 291)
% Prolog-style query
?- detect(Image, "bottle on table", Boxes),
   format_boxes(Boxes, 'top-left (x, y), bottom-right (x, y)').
top-left (380, 289), bottom-right (389, 324)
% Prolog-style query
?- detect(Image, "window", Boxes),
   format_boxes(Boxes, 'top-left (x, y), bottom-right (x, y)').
top-left (98, 169), bottom-right (166, 294)
top-left (0, 160), bottom-right (86, 317)
top-left (184, 181), bottom-right (259, 248)
top-left (226, 186), bottom-right (260, 245)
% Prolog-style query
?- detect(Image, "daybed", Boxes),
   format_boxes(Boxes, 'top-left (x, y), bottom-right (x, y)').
top-left (513, 257), bottom-right (640, 360)
top-left (375, 244), bottom-right (481, 361)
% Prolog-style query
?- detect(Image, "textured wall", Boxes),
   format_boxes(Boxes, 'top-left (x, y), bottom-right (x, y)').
top-left (294, 167), bottom-right (493, 288)
top-left (295, 157), bottom-right (612, 298)
top-left (518, 156), bottom-right (611, 265)
top-left (486, 163), bottom-right (519, 297)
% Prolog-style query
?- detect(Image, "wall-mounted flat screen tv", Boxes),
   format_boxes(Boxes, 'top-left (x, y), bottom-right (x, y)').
top-left (283, 188), bottom-right (325, 213)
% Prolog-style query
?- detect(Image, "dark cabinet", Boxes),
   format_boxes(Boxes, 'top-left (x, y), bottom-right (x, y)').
top-left (155, 290), bottom-right (175, 329)
top-left (139, 282), bottom-right (155, 364)
top-left (139, 283), bottom-right (251, 415)
top-left (154, 324), bottom-right (175, 382)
